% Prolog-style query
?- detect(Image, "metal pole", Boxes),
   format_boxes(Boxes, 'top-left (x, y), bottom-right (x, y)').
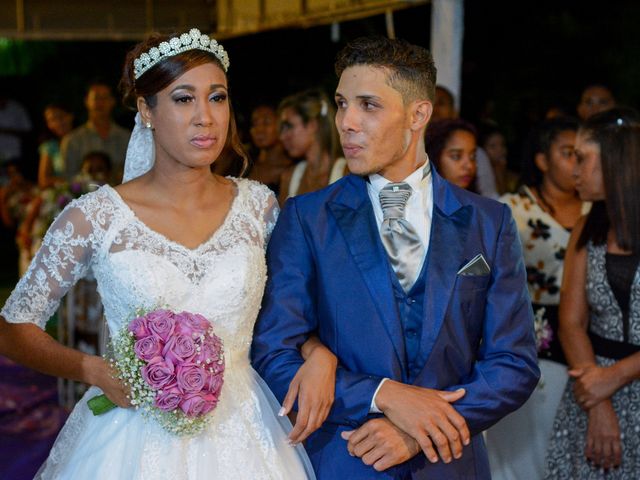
top-left (145, 0), bottom-right (154, 33)
top-left (16, 0), bottom-right (25, 33)
top-left (385, 9), bottom-right (395, 39)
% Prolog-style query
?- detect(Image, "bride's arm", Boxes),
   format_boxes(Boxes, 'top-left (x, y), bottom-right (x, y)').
top-left (0, 197), bottom-right (129, 407)
top-left (0, 318), bottom-right (129, 407)
top-left (280, 335), bottom-right (337, 444)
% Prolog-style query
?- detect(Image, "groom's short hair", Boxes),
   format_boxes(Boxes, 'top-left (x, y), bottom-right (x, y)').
top-left (334, 36), bottom-right (437, 104)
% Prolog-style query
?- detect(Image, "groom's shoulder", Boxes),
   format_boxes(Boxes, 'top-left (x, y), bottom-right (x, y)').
top-left (287, 174), bottom-right (360, 212)
top-left (439, 180), bottom-right (510, 228)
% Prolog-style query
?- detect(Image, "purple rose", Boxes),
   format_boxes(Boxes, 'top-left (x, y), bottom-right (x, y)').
top-left (146, 310), bottom-right (176, 342)
top-left (141, 357), bottom-right (175, 390)
top-left (162, 335), bottom-right (197, 364)
top-left (129, 316), bottom-right (151, 338)
top-left (134, 335), bottom-right (163, 361)
top-left (179, 392), bottom-right (218, 418)
top-left (174, 312), bottom-right (211, 337)
top-left (174, 321), bottom-right (197, 339)
top-left (195, 336), bottom-right (223, 366)
top-left (176, 364), bottom-right (206, 393)
top-left (203, 371), bottom-right (224, 395)
top-left (154, 384), bottom-right (182, 412)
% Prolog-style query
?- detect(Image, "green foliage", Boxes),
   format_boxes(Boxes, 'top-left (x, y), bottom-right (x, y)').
top-left (0, 39), bottom-right (56, 76)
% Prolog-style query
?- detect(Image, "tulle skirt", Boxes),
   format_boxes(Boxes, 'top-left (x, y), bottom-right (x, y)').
top-left (35, 358), bottom-right (315, 479)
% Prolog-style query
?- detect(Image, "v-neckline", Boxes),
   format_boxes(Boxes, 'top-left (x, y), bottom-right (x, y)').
top-left (594, 243), bottom-right (640, 342)
top-left (104, 178), bottom-right (241, 254)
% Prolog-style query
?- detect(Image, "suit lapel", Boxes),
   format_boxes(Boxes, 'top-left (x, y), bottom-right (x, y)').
top-left (419, 171), bottom-right (472, 365)
top-left (328, 176), bottom-right (406, 369)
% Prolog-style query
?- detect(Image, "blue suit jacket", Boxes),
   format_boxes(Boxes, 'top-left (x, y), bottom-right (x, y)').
top-left (252, 170), bottom-right (540, 479)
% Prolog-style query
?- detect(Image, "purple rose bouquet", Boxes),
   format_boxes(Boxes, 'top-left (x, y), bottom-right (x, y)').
top-left (87, 309), bottom-right (225, 435)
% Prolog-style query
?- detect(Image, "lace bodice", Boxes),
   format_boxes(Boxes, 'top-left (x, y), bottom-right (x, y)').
top-left (1, 178), bottom-right (278, 355)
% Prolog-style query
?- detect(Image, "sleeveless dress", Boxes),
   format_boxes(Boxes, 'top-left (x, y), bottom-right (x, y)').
top-left (0, 178), bottom-right (315, 479)
top-left (544, 242), bottom-right (640, 479)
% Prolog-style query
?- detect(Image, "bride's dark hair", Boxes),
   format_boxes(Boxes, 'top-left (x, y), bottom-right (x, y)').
top-left (120, 32), bottom-right (248, 175)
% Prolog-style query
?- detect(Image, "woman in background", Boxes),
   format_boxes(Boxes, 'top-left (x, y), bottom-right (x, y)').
top-left (425, 118), bottom-right (477, 191)
top-left (486, 117), bottom-right (587, 480)
top-left (38, 103), bottom-right (74, 189)
top-left (545, 107), bottom-right (640, 478)
top-left (480, 125), bottom-right (518, 195)
top-left (278, 89), bottom-right (346, 204)
top-left (247, 104), bottom-right (293, 195)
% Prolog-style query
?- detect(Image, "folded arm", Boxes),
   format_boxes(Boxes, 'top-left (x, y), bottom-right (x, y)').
top-left (252, 198), bottom-right (383, 427)
top-left (444, 204), bottom-right (540, 434)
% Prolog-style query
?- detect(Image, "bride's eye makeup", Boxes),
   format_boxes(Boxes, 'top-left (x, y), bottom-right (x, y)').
top-left (210, 92), bottom-right (227, 103)
top-left (172, 94), bottom-right (194, 104)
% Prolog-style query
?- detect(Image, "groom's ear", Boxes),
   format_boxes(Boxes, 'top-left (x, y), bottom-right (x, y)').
top-left (409, 99), bottom-right (432, 132)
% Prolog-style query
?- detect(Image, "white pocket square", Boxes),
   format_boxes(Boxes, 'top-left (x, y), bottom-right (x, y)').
top-left (457, 254), bottom-right (491, 276)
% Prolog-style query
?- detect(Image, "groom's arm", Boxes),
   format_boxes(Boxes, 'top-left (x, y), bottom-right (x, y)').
top-left (251, 197), bottom-right (382, 426)
top-left (445, 204), bottom-right (540, 434)
top-left (375, 204), bottom-right (540, 438)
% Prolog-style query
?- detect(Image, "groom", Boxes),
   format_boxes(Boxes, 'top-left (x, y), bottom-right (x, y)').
top-left (252, 36), bottom-right (539, 479)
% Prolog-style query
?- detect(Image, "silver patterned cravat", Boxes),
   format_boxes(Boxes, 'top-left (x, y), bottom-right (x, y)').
top-left (379, 182), bottom-right (425, 291)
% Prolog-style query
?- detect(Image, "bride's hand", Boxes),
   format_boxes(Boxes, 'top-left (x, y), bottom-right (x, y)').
top-left (282, 337), bottom-right (337, 444)
top-left (85, 355), bottom-right (131, 408)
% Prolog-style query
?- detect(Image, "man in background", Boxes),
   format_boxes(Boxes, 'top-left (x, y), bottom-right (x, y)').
top-left (61, 80), bottom-right (129, 183)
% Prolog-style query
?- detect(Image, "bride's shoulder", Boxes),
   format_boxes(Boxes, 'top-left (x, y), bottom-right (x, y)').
top-left (232, 177), bottom-right (276, 206)
top-left (72, 184), bottom-right (119, 211)
top-left (62, 184), bottom-right (125, 227)
top-left (230, 177), bottom-right (278, 229)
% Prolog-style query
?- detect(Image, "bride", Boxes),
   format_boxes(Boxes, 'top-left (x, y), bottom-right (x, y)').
top-left (0, 29), bottom-right (334, 479)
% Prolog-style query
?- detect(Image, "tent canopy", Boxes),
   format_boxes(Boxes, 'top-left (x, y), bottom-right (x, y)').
top-left (1, 0), bottom-right (428, 41)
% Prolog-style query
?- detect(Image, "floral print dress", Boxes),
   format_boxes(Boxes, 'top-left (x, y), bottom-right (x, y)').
top-left (502, 186), bottom-right (589, 362)
top-left (486, 186), bottom-right (588, 480)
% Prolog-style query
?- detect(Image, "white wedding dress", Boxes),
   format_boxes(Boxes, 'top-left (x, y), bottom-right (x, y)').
top-left (1, 178), bottom-right (315, 479)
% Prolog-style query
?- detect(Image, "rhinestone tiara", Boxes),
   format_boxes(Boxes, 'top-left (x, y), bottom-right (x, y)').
top-left (133, 28), bottom-right (230, 80)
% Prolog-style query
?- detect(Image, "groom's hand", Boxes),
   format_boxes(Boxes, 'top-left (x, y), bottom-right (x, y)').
top-left (375, 380), bottom-right (469, 464)
top-left (341, 418), bottom-right (421, 471)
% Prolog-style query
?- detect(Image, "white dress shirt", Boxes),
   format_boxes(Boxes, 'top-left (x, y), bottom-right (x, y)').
top-left (365, 160), bottom-right (434, 412)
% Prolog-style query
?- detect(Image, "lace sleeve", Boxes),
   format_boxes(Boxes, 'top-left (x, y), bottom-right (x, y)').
top-left (1, 200), bottom-right (99, 329)
top-left (263, 190), bottom-right (279, 247)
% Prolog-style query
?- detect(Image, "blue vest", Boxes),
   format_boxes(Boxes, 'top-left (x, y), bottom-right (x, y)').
top-left (389, 257), bottom-right (427, 382)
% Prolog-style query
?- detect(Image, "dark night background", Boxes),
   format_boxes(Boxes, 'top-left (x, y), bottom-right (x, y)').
top-left (2, 1), bottom-right (639, 176)
top-left (1, 1), bottom-right (639, 284)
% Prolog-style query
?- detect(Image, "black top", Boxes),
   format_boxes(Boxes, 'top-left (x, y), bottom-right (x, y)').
top-left (605, 252), bottom-right (640, 342)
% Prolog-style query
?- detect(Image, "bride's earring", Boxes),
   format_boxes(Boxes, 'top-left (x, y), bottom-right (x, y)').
top-left (145, 121), bottom-right (152, 129)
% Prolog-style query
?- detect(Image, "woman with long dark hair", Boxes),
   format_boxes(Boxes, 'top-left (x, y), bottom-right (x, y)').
top-left (545, 107), bottom-right (640, 478)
